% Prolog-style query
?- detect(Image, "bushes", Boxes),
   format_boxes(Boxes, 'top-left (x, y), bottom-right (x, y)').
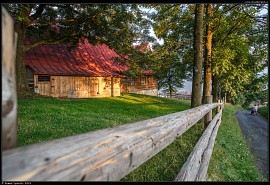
top-left (258, 105), bottom-right (268, 120)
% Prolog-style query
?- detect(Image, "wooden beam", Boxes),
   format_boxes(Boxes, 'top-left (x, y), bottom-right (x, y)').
top-left (2, 103), bottom-right (222, 181)
top-left (2, 6), bottom-right (18, 150)
top-left (195, 115), bottom-right (222, 181)
top-left (175, 109), bottom-right (223, 181)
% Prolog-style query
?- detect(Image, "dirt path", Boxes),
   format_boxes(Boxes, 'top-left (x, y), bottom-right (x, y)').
top-left (235, 110), bottom-right (268, 181)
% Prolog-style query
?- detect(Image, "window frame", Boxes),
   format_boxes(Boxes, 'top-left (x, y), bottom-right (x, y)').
top-left (141, 76), bottom-right (146, 85)
top-left (129, 78), bottom-right (135, 86)
top-left (37, 75), bottom-right (50, 82)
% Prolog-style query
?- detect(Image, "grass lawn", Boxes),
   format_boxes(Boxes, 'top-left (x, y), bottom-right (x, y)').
top-left (18, 93), bottom-right (191, 146)
top-left (17, 94), bottom-right (264, 181)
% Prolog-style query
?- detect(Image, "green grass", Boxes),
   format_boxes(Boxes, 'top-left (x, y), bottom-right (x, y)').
top-left (207, 103), bottom-right (265, 181)
top-left (17, 94), bottom-right (264, 181)
top-left (18, 93), bottom-right (191, 146)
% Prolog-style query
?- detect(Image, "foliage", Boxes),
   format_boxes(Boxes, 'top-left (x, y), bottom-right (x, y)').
top-left (257, 105), bottom-right (268, 120)
top-left (4, 4), bottom-right (154, 51)
top-left (151, 44), bottom-right (187, 96)
top-left (230, 93), bottom-right (246, 106)
top-left (3, 4), bottom-right (156, 95)
top-left (143, 4), bottom-right (195, 95)
top-left (227, 72), bottom-right (268, 108)
top-left (211, 4), bottom-right (268, 102)
top-left (242, 74), bottom-right (268, 105)
top-left (144, 4), bottom-right (268, 106)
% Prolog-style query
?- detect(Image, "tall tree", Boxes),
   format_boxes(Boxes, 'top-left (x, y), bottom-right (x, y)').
top-left (191, 4), bottom-right (204, 108)
top-left (3, 4), bottom-right (154, 96)
top-left (202, 4), bottom-right (214, 104)
top-left (144, 4), bottom-right (195, 99)
top-left (211, 4), bottom-right (268, 103)
top-left (151, 43), bottom-right (187, 98)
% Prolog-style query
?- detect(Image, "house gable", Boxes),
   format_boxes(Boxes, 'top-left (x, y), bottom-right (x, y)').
top-left (25, 40), bottom-right (128, 77)
top-left (24, 40), bottom-right (158, 98)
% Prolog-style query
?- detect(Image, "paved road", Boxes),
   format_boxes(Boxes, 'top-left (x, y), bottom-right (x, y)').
top-left (235, 110), bottom-right (269, 181)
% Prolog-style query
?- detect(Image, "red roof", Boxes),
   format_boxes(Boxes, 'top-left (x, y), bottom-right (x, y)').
top-left (25, 40), bottom-right (129, 77)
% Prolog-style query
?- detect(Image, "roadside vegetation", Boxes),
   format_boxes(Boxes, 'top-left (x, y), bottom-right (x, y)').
top-left (17, 94), bottom-right (264, 181)
top-left (207, 104), bottom-right (265, 181)
top-left (258, 105), bottom-right (268, 120)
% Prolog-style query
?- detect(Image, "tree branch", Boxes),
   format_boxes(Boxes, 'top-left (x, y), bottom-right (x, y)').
top-left (24, 37), bottom-right (67, 52)
top-left (213, 21), bottom-right (242, 47)
top-left (30, 4), bottom-right (46, 20)
top-left (24, 32), bottom-right (88, 52)
top-left (158, 4), bottom-right (180, 16)
top-left (204, 4), bottom-right (240, 25)
top-left (241, 7), bottom-right (268, 25)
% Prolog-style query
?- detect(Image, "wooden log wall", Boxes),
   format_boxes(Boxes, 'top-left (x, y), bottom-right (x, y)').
top-left (2, 103), bottom-right (222, 181)
top-left (122, 75), bottom-right (158, 96)
top-left (2, 7), bottom-right (18, 150)
top-left (175, 109), bottom-right (223, 181)
top-left (34, 76), bottom-right (121, 98)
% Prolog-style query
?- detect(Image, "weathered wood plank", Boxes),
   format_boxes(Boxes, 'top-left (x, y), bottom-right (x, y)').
top-left (195, 113), bottom-right (222, 181)
top-left (2, 103), bottom-right (222, 181)
top-left (2, 6), bottom-right (18, 150)
top-left (175, 109), bottom-right (223, 181)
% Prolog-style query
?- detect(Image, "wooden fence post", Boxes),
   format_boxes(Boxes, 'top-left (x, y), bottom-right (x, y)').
top-left (204, 95), bottom-right (212, 128)
top-left (2, 6), bottom-right (18, 150)
top-left (216, 99), bottom-right (221, 112)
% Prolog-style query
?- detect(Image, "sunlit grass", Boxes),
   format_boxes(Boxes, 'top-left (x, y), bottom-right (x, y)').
top-left (17, 93), bottom-right (190, 146)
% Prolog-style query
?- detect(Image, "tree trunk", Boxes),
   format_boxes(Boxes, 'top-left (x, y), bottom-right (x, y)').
top-left (218, 81), bottom-right (222, 100)
top-left (169, 83), bottom-right (173, 98)
top-left (202, 4), bottom-right (214, 104)
top-left (14, 22), bottom-right (31, 96)
top-left (191, 4), bottom-right (204, 108)
top-left (212, 74), bottom-right (218, 103)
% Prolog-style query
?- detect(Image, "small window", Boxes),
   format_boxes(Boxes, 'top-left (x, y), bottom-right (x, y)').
top-left (130, 78), bottom-right (135, 86)
top-left (38, 75), bottom-right (50, 82)
top-left (141, 77), bottom-right (146, 85)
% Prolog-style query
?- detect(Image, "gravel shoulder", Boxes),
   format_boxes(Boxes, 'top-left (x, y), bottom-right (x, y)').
top-left (235, 110), bottom-right (269, 181)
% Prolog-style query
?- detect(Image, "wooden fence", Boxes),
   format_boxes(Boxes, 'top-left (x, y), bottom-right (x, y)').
top-left (2, 103), bottom-right (223, 181)
top-left (2, 7), bottom-right (224, 181)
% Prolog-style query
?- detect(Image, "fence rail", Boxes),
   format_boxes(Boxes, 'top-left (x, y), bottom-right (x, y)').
top-left (175, 107), bottom-right (223, 181)
top-left (2, 103), bottom-right (223, 181)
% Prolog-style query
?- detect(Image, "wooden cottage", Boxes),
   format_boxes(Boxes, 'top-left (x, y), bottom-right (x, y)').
top-left (24, 40), bottom-right (158, 98)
